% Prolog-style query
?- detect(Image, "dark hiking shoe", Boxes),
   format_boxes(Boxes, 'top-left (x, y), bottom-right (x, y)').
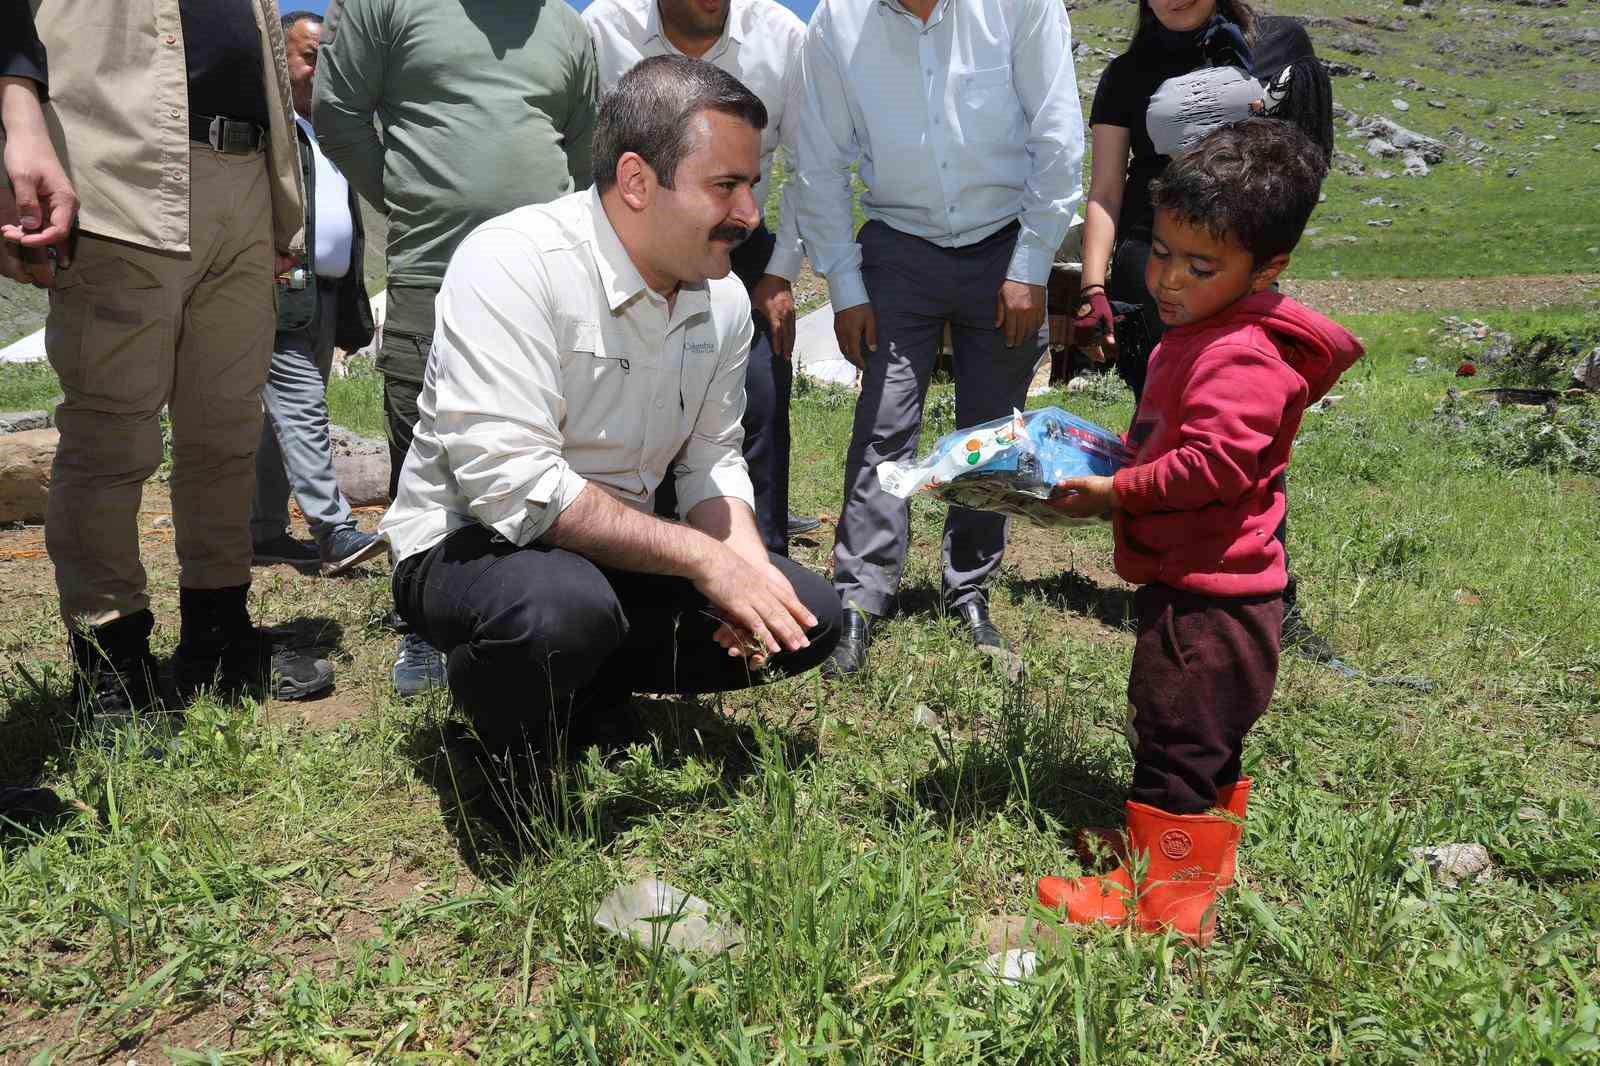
top-left (1282, 602), bottom-right (1337, 663)
top-left (174, 585), bottom-right (334, 702)
top-left (68, 610), bottom-right (169, 728)
top-left (393, 633), bottom-right (448, 697)
top-left (320, 527), bottom-right (387, 577)
top-left (252, 533), bottom-right (320, 568)
top-left (955, 600), bottom-right (1025, 682)
top-left (786, 512), bottom-right (823, 538)
top-left (822, 609), bottom-right (875, 678)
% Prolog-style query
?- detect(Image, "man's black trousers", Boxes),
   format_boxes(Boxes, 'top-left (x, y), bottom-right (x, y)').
top-left (392, 525), bottom-right (842, 743)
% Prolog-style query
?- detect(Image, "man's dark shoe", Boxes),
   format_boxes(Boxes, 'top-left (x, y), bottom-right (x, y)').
top-left (320, 526), bottom-right (387, 577)
top-left (173, 585), bottom-right (334, 701)
top-left (786, 511), bottom-right (823, 538)
top-left (1282, 603), bottom-right (1337, 663)
top-left (252, 532), bottom-right (321, 568)
top-left (823, 608), bottom-right (875, 678)
top-left (955, 600), bottom-right (1025, 682)
top-left (393, 632), bottom-right (448, 697)
top-left (68, 610), bottom-right (168, 727)
top-left (0, 785), bottom-right (74, 834)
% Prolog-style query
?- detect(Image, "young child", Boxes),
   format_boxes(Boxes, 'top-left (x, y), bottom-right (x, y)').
top-left (1039, 118), bottom-right (1363, 945)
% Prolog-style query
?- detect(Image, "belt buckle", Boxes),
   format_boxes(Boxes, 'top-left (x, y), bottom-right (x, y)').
top-left (207, 115), bottom-right (226, 152)
top-left (208, 116), bottom-right (257, 154)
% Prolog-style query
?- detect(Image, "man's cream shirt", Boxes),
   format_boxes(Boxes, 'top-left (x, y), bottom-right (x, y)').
top-left (381, 189), bottom-right (757, 563)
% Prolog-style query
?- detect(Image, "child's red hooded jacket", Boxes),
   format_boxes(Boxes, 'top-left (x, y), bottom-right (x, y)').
top-left (1110, 292), bottom-right (1364, 597)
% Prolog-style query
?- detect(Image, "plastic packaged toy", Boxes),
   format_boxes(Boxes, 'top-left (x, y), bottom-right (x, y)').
top-left (876, 407), bottom-right (1131, 526)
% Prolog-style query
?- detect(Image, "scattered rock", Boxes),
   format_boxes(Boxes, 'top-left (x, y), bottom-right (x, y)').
top-left (1573, 346), bottom-right (1600, 390)
top-left (985, 949), bottom-right (1038, 984)
top-left (1515, 805), bottom-right (1546, 823)
top-left (1331, 32), bottom-right (1382, 56)
top-left (1354, 116), bottom-right (1448, 163)
top-left (912, 703), bottom-right (941, 730)
top-left (1366, 218), bottom-right (1395, 228)
top-left (150, 515), bottom-right (173, 530)
top-left (0, 428), bottom-right (56, 524)
top-left (1409, 843), bottom-right (1494, 887)
top-left (1321, 58), bottom-right (1363, 77)
top-left (1367, 137), bottom-right (1400, 159)
top-left (1427, 99), bottom-right (1447, 109)
top-left (0, 410), bottom-right (51, 435)
top-left (1393, 98), bottom-right (1411, 112)
top-left (1410, 357), bottom-right (1434, 374)
top-left (593, 877), bottom-right (743, 955)
top-left (1306, 394), bottom-right (1344, 414)
top-left (329, 426), bottom-right (390, 507)
top-left (1402, 151), bottom-right (1432, 176)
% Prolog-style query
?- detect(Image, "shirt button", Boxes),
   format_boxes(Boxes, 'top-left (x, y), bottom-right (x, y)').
top-left (165, 34), bottom-right (177, 45)
top-left (170, 109), bottom-right (181, 119)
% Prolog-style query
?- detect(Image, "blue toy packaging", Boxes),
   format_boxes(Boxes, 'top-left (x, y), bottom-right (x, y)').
top-left (876, 407), bottom-right (1131, 526)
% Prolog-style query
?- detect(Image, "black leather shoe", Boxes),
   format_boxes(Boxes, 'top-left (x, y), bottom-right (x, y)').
top-left (786, 512), bottom-right (823, 538)
top-left (955, 600), bottom-right (1025, 682)
top-left (823, 609), bottom-right (875, 678)
top-left (68, 609), bottom-right (169, 727)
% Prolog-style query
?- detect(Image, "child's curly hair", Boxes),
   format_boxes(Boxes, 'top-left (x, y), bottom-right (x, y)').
top-left (1150, 118), bottom-right (1327, 265)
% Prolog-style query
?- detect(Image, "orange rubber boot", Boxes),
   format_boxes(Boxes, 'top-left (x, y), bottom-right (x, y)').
top-left (1039, 800), bottom-right (1238, 946)
top-left (1073, 778), bottom-right (1252, 889)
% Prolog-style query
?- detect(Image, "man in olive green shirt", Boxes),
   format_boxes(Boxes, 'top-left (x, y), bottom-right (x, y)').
top-left (312, 0), bottom-right (599, 696)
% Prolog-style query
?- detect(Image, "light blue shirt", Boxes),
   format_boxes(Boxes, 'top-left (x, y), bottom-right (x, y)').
top-left (794, 0), bottom-right (1085, 311)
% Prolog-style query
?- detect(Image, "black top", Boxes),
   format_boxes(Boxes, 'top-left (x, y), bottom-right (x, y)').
top-left (1, 0), bottom-right (49, 96)
top-left (180, 0), bottom-right (268, 126)
top-left (1091, 40), bottom-right (1264, 241)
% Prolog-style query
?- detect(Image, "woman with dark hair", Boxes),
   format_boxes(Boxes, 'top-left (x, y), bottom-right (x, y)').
top-left (1072, 0), bottom-right (1264, 398)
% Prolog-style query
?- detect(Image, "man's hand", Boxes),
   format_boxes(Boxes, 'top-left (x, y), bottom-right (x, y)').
top-left (1, 78), bottom-right (79, 287)
top-left (833, 302), bottom-right (877, 370)
top-left (275, 252), bottom-right (298, 277)
top-left (1049, 475), bottom-right (1119, 519)
top-left (995, 280), bottom-right (1046, 349)
top-left (695, 546), bottom-right (816, 666)
top-left (751, 273), bottom-right (796, 360)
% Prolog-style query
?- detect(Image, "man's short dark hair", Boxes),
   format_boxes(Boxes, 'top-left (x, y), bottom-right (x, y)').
top-left (281, 10), bottom-right (323, 32)
top-left (1149, 118), bottom-right (1327, 264)
top-left (592, 55), bottom-right (767, 193)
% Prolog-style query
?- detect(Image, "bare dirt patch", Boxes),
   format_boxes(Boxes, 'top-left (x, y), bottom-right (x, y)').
top-left (1282, 274), bottom-right (1600, 316)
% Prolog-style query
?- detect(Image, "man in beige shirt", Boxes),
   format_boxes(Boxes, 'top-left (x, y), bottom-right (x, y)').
top-left (32, 0), bottom-right (334, 719)
top-left (382, 57), bottom-right (840, 754)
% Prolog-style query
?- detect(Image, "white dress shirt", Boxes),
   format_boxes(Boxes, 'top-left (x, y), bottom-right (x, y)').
top-left (794, 0), bottom-right (1085, 311)
top-left (583, 0), bottom-right (808, 281)
top-left (381, 189), bottom-right (757, 563)
top-left (296, 115), bottom-right (354, 281)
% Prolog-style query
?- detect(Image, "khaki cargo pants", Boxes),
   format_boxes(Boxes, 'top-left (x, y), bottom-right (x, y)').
top-left (45, 147), bottom-right (275, 627)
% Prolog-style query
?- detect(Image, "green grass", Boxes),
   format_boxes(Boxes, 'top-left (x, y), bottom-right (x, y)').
top-left (0, 360), bottom-right (59, 413)
top-left (3, 305), bottom-right (1599, 1062)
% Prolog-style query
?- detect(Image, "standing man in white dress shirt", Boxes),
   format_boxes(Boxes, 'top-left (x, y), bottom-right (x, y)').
top-left (584, 0), bottom-right (820, 556)
top-left (251, 10), bottom-right (387, 578)
top-left (794, 0), bottom-right (1084, 676)
top-left (381, 57), bottom-right (840, 753)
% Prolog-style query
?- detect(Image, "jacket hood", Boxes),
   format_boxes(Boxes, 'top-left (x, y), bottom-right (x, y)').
top-left (1220, 291), bottom-right (1365, 403)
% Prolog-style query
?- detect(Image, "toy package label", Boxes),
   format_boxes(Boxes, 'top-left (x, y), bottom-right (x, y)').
top-left (876, 407), bottom-right (1131, 527)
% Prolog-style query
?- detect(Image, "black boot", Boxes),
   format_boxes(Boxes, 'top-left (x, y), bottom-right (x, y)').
top-left (954, 599), bottom-right (1025, 682)
top-left (823, 608), bottom-right (875, 678)
top-left (174, 585), bottom-right (334, 702)
top-left (1281, 574), bottom-right (1336, 663)
top-left (68, 609), bottom-right (165, 725)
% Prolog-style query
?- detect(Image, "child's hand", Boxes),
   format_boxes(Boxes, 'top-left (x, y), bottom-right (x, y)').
top-left (1049, 476), bottom-right (1119, 518)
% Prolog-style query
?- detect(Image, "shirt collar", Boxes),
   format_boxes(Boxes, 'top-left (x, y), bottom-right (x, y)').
top-left (646, 0), bottom-right (743, 54)
top-left (876, 0), bottom-right (948, 29)
top-left (585, 189), bottom-right (710, 322)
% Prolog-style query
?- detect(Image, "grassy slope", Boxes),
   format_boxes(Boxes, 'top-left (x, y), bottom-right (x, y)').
top-left (3, 308), bottom-right (1598, 1062)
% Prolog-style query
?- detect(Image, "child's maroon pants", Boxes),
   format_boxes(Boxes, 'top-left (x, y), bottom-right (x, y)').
top-left (1127, 583), bottom-right (1283, 815)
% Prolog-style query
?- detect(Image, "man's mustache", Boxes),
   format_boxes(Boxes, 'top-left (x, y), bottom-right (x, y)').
top-left (710, 223), bottom-right (752, 245)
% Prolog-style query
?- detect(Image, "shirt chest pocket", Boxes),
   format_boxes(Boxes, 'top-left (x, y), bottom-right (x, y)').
top-left (957, 66), bottom-right (1022, 145)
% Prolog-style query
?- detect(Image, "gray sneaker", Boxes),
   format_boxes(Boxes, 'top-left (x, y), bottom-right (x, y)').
top-left (393, 633), bottom-right (448, 697)
top-left (320, 527), bottom-right (387, 577)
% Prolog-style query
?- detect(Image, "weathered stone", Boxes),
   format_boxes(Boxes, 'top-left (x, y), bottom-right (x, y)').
top-left (1367, 137), bottom-right (1400, 158)
top-left (1402, 151), bottom-right (1432, 176)
top-left (0, 409), bottom-right (51, 434)
top-left (0, 428), bottom-right (56, 524)
top-left (1573, 346), bottom-right (1600, 390)
top-left (328, 426), bottom-right (391, 507)
top-left (1409, 843), bottom-right (1494, 887)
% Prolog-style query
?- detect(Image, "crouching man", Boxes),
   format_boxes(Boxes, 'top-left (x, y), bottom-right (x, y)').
top-left (380, 56), bottom-right (841, 749)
